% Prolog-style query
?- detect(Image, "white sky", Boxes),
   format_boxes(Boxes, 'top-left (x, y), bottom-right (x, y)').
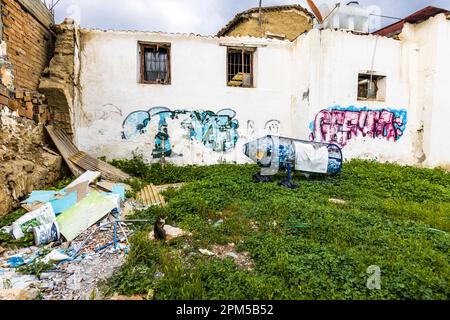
top-left (52, 0), bottom-right (450, 35)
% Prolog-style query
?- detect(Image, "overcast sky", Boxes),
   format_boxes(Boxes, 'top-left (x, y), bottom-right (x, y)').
top-left (52, 0), bottom-right (450, 35)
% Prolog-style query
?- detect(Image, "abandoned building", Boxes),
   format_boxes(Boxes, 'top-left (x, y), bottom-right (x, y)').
top-left (1, 2), bottom-right (450, 216)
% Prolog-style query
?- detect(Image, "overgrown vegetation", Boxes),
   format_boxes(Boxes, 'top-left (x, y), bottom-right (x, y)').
top-left (105, 156), bottom-right (450, 300)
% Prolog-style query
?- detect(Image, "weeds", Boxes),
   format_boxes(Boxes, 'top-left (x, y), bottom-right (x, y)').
top-left (84, 156), bottom-right (450, 299)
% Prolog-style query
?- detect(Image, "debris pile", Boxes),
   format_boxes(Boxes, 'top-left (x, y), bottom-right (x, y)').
top-left (0, 127), bottom-right (189, 299)
top-left (0, 168), bottom-right (137, 299)
top-left (0, 164), bottom-right (189, 300)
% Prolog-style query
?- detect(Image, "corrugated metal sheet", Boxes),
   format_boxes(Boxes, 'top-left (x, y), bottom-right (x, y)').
top-left (46, 125), bottom-right (130, 182)
top-left (137, 184), bottom-right (166, 207)
top-left (45, 126), bottom-right (84, 176)
top-left (69, 151), bottom-right (131, 182)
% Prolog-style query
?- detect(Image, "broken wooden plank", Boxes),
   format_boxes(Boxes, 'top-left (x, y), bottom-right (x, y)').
top-left (69, 151), bottom-right (131, 182)
top-left (45, 126), bottom-right (84, 176)
top-left (16, 0), bottom-right (54, 29)
top-left (42, 146), bottom-right (60, 157)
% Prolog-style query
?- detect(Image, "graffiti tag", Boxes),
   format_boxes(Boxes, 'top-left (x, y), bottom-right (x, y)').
top-left (310, 106), bottom-right (408, 147)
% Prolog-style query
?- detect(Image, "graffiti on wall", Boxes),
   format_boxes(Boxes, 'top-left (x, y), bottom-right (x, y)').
top-left (310, 106), bottom-right (408, 147)
top-left (265, 120), bottom-right (281, 135)
top-left (122, 107), bottom-right (239, 158)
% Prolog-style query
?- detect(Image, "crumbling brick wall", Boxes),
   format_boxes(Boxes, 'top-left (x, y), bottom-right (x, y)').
top-left (0, 0), bottom-right (55, 124)
top-left (0, 1), bottom-right (63, 216)
top-left (1, 0), bottom-right (54, 92)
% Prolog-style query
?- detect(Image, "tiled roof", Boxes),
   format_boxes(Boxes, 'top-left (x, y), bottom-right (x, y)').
top-left (373, 6), bottom-right (449, 37)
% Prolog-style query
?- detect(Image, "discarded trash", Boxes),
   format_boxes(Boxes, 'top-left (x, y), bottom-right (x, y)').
top-left (43, 250), bottom-right (70, 264)
top-left (6, 256), bottom-right (25, 268)
top-left (226, 252), bottom-right (239, 259)
top-left (65, 181), bottom-right (90, 202)
top-left (213, 219), bottom-right (224, 227)
top-left (329, 198), bottom-right (346, 205)
top-left (33, 222), bottom-right (60, 246)
top-left (69, 151), bottom-right (131, 182)
top-left (56, 191), bottom-right (117, 242)
top-left (49, 192), bottom-right (78, 215)
top-left (12, 203), bottom-right (57, 240)
top-left (23, 191), bottom-right (59, 205)
top-left (199, 249), bottom-right (215, 256)
top-left (0, 271), bottom-right (38, 290)
top-left (66, 171), bottom-right (101, 189)
top-left (244, 135), bottom-right (343, 189)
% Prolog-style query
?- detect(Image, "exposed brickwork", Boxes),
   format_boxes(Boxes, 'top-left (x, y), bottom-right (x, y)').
top-left (1, 0), bottom-right (54, 93)
top-left (0, 1), bottom-right (62, 216)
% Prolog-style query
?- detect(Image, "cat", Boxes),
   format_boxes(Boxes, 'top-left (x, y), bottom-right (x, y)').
top-left (154, 213), bottom-right (167, 241)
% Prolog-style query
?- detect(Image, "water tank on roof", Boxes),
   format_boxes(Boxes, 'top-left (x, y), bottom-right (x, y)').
top-left (322, 1), bottom-right (370, 33)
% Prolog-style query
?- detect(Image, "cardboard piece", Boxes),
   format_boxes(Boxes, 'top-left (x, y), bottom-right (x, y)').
top-left (65, 181), bottom-right (89, 202)
top-left (66, 171), bottom-right (101, 189)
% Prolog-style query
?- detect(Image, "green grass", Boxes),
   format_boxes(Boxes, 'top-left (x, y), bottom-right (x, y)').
top-left (89, 157), bottom-right (449, 299)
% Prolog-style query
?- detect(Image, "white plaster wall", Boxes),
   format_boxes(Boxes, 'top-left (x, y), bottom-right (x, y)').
top-left (400, 14), bottom-right (450, 168)
top-left (76, 30), bottom-right (294, 165)
top-left (75, 18), bottom-right (450, 168)
top-left (292, 28), bottom-right (419, 165)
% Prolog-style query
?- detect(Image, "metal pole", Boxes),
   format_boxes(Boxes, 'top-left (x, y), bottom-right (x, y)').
top-left (258, 0), bottom-right (262, 34)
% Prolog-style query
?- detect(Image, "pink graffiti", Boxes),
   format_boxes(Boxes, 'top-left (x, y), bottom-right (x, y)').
top-left (310, 109), bottom-right (405, 147)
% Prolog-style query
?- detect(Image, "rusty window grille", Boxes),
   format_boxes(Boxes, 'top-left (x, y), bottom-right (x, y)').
top-left (227, 47), bottom-right (255, 88)
top-left (139, 42), bottom-right (171, 85)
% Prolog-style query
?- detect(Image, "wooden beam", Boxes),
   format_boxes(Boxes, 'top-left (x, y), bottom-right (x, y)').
top-left (16, 0), bottom-right (54, 29)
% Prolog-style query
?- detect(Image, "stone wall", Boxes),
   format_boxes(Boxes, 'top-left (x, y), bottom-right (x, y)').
top-left (0, 107), bottom-right (62, 216)
top-left (39, 19), bottom-right (77, 137)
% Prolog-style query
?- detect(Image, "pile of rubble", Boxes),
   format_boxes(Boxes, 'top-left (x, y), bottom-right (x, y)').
top-left (0, 168), bottom-right (155, 300)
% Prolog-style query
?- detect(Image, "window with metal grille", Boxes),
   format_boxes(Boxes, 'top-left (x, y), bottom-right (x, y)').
top-left (140, 42), bottom-right (171, 84)
top-left (227, 47), bottom-right (255, 88)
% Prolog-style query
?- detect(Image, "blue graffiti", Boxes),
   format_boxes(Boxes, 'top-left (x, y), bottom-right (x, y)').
top-left (122, 107), bottom-right (239, 158)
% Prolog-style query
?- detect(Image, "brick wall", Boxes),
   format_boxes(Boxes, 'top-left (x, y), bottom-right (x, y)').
top-left (1, 0), bottom-right (54, 93)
